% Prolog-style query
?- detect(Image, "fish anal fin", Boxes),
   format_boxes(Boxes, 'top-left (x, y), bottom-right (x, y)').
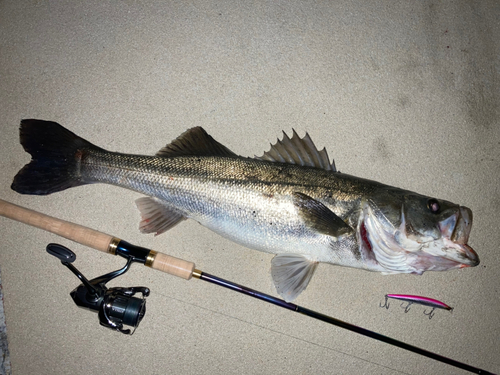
top-left (255, 129), bottom-right (336, 172)
top-left (271, 254), bottom-right (318, 302)
top-left (135, 197), bottom-right (186, 235)
top-left (156, 127), bottom-right (238, 158)
top-left (293, 192), bottom-right (353, 239)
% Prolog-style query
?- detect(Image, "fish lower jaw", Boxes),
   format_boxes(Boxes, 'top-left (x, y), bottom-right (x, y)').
top-left (407, 251), bottom-right (469, 272)
top-left (439, 238), bottom-right (479, 267)
top-left (407, 238), bottom-right (479, 270)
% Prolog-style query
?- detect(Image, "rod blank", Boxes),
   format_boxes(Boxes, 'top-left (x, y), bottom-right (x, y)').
top-left (0, 198), bottom-right (494, 374)
top-left (195, 271), bottom-right (492, 374)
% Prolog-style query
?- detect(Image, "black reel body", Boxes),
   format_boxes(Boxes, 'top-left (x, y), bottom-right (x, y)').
top-left (47, 243), bottom-right (150, 334)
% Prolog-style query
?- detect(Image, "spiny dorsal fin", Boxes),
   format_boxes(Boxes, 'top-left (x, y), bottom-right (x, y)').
top-left (255, 130), bottom-right (336, 172)
top-left (156, 127), bottom-right (238, 158)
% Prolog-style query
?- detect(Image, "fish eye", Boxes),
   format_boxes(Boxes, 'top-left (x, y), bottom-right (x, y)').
top-left (427, 198), bottom-right (440, 214)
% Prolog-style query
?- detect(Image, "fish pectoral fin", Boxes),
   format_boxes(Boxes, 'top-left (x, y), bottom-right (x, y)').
top-left (255, 129), bottom-right (336, 172)
top-left (135, 197), bottom-right (186, 236)
top-left (156, 127), bottom-right (238, 158)
top-left (293, 192), bottom-right (353, 239)
top-left (271, 254), bottom-right (318, 302)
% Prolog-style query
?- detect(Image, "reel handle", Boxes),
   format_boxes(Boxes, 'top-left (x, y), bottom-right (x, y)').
top-left (46, 242), bottom-right (77, 263)
top-left (0, 198), bottom-right (195, 279)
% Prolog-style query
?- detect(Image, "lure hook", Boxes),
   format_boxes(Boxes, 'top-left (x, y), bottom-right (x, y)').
top-left (423, 308), bottom-right (436, 319)
top-left (379, 295), bottom-right (390, 309)
top-left (401, 301), bottom-right (413, 313)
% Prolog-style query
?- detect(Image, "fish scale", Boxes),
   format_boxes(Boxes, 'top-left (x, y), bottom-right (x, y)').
top-left (12, 119), bottom-right (480, 302)
top-left (81, 150), bottom-right (363, 257)
top-left (82, 151), bottom-right (345, 254)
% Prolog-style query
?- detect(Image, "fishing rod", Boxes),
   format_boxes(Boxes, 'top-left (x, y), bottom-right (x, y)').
top-left (0, 198), bottom-right (493, 374)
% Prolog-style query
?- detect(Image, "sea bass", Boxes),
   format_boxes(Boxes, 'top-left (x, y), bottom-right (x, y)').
top-left (12, 120), bottom-right (479, 301)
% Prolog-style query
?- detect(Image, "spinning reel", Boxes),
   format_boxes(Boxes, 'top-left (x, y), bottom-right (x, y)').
top-left (47, 243), bottom-right (150, 334)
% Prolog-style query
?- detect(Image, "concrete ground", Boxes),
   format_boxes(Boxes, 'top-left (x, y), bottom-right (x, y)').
top-left (0, 1), bottom-right (498, 374)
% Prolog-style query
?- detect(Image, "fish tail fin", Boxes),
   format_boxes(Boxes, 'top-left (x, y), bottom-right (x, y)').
top-left (11, 119), bottom-right (102, 195)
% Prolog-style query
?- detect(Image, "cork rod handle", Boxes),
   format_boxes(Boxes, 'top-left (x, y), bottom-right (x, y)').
top-left (0, 198), bottom-right (196, 279)
top-left (0, 198), bottom-right (115, 252)
top-left (149, 251), bottom-right (196, 280)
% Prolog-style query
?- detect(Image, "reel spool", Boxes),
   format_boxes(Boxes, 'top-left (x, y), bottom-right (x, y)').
top-left (47, 243), bottom-right (150, 334)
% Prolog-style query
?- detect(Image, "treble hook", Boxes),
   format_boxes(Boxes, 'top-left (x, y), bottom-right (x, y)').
top-left (423, 307), bottom-right (436, 319)
top-left (401, 301), bottom-right (413, 313)
top-left (379, 295), bottom-right (390, 309)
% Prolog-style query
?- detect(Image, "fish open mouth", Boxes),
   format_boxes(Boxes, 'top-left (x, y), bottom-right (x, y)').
top-left (438, 206), bottom-right (479, 267)
top-left (450, 207), bottom-right (472, 244)
top-left (359, 203), bottom-right (479, 274)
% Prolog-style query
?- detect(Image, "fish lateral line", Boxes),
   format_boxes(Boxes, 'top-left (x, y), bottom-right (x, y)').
top-left (11, 119), bottom-right (480, 303)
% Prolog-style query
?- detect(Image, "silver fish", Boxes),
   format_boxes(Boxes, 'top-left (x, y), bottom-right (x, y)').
top-left (12, 119), bottom-right (479, 301)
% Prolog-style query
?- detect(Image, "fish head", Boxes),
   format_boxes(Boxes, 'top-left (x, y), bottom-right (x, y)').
top-left (361, 192), bottom-right (479, 274)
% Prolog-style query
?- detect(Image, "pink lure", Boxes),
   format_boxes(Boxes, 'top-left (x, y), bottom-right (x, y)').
top-left (381, 294), bottom-right (453, 319)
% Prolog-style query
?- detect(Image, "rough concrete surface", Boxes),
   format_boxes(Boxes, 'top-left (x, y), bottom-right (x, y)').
top-left (0, 1), bottom-right (499, 374)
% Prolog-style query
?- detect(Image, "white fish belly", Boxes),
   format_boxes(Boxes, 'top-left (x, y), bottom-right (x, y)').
top-left (159, 182), bottom-right (334, 261)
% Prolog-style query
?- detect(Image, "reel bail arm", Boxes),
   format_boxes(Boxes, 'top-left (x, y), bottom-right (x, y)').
top-left (46, 243), bottom-right (149, 334)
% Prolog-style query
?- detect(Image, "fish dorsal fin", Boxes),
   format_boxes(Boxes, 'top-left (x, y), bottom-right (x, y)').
top-left (255, 130), bottom-right (336, 172)
top-left (135, 197), bottom-right (186, 235)
top-left (156, 127), bottom-right (238, 158)
top-left (271, 254), bottom-right (318, 302)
